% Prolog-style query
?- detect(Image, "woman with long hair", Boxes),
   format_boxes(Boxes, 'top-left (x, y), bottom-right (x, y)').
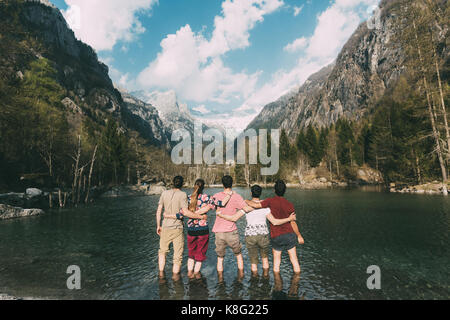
top-left (176, 179), bottom-right (232, 278)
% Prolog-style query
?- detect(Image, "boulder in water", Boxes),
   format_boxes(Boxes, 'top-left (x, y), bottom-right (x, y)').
top-left (0, 204), bottom-right (44, 220)
top-left (26, 188), bottom-right (43, 197)
top-left (146, 185), bottom-right (167, 195)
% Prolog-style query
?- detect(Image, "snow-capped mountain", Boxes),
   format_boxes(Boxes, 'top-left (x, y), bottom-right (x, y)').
top-left (131, 90), bottom-right (197, 135)
top-left (117, 87), bottom-right (170, 146)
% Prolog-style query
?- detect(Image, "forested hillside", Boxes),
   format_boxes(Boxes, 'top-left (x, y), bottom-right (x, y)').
top-left (246, 0), bottom-right (449, 188)
top-left (0, 0), bottom-right (175, 195)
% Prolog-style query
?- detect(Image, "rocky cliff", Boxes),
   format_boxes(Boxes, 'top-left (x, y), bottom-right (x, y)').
top-left (247, 0), bottom-right (406, 139)
top-left (119, 88), bottom-right (170, 146)
top-left (131, 89), bottom-right (198, 135)
top-left (0, 0), bottom-right (168, 146)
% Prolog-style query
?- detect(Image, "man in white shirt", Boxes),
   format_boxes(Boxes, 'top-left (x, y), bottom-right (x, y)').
top-left (217, 185), bottom-right (295, 276)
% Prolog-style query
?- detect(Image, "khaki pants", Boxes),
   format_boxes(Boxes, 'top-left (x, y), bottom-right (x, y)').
top-left (245, 234), bottom-right (270, 265)
top-left (159, 228), bottom-right (184, 266)
top-left (215, 230), bottom-right (242, 258)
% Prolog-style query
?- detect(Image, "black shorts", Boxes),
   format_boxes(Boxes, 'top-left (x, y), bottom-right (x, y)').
top-left (271, 233), bottom-right (297, 251)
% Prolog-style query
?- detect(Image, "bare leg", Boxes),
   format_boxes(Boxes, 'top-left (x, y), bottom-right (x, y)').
top-left (187, 258), bottom-right (195, 272)
top-left (217, 270), bottom-right (224, 283)
top-left (172, 272), bottom-right (181, 282)
top-left (158, 254), bottom-right (166, 273)
top-left (217, 257), bottom-right (224, 272)
top-left (173, 263), bottom-right (181, 275)
top-left (237, 268), bottom-right (244, 281)
top-left (187, 258), bottom-right (195, 278)
top-left (272, 249), bottom-right (282, 273)
top-left (262, 257), bottom-right (269, 270)
top-left (194, 261), bottom-right (202, 276)
top-left (194, 261), bottom-right (202, 279)
top-left (287, 247), bottom-right (301, 274)
top-left (251, 263), bottom-right (258, 273)
top-left (236, 253), bottom-right (244, 271)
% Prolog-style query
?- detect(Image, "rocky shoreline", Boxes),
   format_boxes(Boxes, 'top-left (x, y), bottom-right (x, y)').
top-left (389, 182), bottom-right (449, 195)
top-left (1, 178), bottom-right (447, 221)
top-left (0, 204), bottom-right (43, 220)
top-left (99, 182), bottom-right (167, 198)
top-left (0, 294), bottom-right (19, 300)
top-left (0, 293), bottom-right (41, 300)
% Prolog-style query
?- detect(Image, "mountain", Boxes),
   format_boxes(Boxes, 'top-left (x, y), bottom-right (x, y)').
top-left (246, 0), bottom-right (406, 139)
top-left (131, 89), bottom-right (209, 138)
top-left (118, 88), bottom-right (170, 147)
top-left (0, 0), bottom-right (168, 147)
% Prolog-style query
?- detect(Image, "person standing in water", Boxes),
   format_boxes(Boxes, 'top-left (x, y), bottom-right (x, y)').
top-left (155, 176), bottom-right (192, 279)
top-left (217, 184), bottom-right (296, 276)
top-left (211, 175), bottom-right (249, 274)
top-left (246, 180), bottom-right (305, 274)
top-left (165, 179), bottom-right (232, 278)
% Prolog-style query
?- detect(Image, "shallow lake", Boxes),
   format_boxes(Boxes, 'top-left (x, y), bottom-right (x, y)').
top-left (0, 187), bottom-right (449, 299)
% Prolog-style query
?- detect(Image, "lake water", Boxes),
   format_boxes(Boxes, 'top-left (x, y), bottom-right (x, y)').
top-left (0, 188), bottom-right (449, 300)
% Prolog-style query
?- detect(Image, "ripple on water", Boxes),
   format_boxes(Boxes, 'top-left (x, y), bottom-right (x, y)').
top-left (0, 188), bottom-right (448, 299)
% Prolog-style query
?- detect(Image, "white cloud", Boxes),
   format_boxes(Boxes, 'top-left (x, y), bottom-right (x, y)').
top-left (238, 0), bottom-right (380, 124)
top-left (199, 0), bottom-right (284, 59)
top-left (62, 0), bottom-right (157, 51)
top-left (137, 0), bottom-right (283, 105)
top-left (284, 37), bottom-right (308, 53)
top-left (293, 5), bottom-right (303, 16)
top-left (193, 105), bottom-right (210, 114)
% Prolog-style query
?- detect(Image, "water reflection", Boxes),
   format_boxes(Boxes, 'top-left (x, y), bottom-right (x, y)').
top-left (272, 272), bottom-right (302, 300)
top-left (158, 270), bottom-right (303, 301)
top-left (248, 271), bottom-right (271, 300)
top-left (188, 276), bottom-right (209, 300)
top-left (158, 272), bottom-right (185, 300)
top-left (214, 270), bottom-right (245, 300)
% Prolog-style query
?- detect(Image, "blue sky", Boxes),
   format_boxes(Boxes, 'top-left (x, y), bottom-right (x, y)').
top-left (51, 0), bottom-right (380, 132)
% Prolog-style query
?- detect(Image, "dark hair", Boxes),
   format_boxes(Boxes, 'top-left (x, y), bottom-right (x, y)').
top-left (173, 176), bottom-right (184, 189)
top-left (274, 180), bottom-right (286, 196)
top-left (222, 175), bottom-right (233, 189)
top-left (251, 185), bottom-right (262, 198)
top-left (189, 179), bottom-right (205, 212)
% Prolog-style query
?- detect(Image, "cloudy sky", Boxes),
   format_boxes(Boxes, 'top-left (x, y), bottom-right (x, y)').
top-left (51, 0), bottom-right (380, 132)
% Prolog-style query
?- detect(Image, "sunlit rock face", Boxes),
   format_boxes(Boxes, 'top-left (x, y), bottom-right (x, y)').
top-left (131, 89), bottom-right (207, 139)
top-left (247, 0), bottom-right (406, 139)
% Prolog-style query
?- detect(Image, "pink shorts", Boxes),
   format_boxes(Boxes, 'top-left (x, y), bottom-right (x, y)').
top-left (187, 234), bottom-right (209, 262)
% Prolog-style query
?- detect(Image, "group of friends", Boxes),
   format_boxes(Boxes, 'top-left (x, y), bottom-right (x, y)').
top-left (156, 175), bottom-right (305, 280)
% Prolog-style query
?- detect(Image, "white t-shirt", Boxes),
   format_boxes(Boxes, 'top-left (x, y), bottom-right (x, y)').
top-left (245, 207), bottom-right (271, 236)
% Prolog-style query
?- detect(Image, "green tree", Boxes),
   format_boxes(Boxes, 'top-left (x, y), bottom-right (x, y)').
top-left (98, 119), bottom-right (129, 185)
